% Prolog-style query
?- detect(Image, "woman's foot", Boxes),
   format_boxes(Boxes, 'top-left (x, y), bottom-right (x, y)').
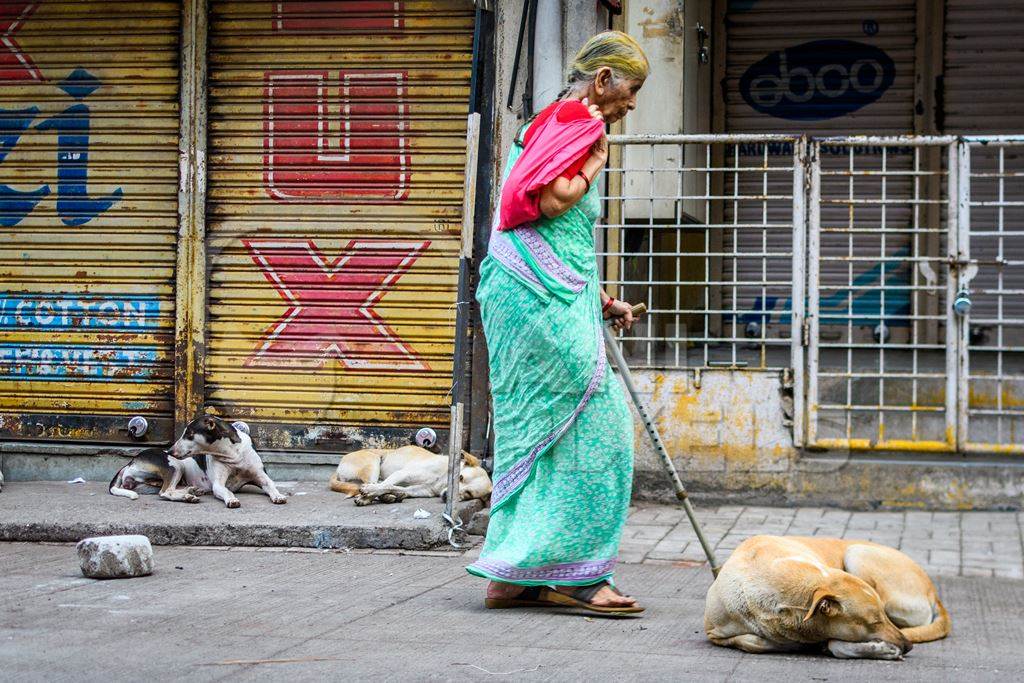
top-left (486, 580), bottom-right (527, 601)
top-left (486, 580), bottom-right (639, 609)
top-left (555, 584), bottom-right (638, 608)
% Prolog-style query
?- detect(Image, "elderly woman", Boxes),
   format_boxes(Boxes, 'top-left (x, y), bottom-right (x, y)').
top-left (466, 32), bottom-right (649, 614)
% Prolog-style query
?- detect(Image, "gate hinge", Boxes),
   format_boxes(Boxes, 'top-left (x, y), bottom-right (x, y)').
top-left (801, 318), bottom-right (811, 347)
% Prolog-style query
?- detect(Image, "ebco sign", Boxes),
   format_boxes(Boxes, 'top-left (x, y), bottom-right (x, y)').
top-left (740, 39), bottom-right (895, 121)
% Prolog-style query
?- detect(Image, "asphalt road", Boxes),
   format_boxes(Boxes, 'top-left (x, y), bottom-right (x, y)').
top-left (2, 542), bottom-right (1021, 681)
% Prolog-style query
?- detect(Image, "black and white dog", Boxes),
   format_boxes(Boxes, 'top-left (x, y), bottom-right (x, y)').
top-left (108, 445), bottom-right (209, 503)
top-left (109, 415), bottom-right (287, 508)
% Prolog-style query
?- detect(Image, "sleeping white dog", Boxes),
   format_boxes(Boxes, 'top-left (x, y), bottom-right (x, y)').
top-left (329, 445), bottom-right (492, 506)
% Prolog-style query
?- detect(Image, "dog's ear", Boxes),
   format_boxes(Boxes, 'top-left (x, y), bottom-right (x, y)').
top-left (460, 450), bottom-right (481, 467)
top-left (219, 420), bottom-right (241, 444)
top-left (803, 589), bottom-right (841, 622)
top-left (202, 416), bottom-right (217, 431)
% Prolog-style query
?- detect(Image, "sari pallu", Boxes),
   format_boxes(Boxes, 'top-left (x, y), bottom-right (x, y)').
top-left (466, 137), bottom-right (634, 587)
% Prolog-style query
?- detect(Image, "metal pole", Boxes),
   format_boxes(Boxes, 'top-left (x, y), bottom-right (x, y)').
top-left (443, 113), bottom-right (481, 545)
top-left (443, 402), bottom-right (466, 547)
top-left (604, 305), bottom-right (721, 576)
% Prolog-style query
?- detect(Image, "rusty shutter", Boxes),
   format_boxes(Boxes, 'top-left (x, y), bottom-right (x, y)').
top-left (722, 1), bottom-right (917, 343)
top-left (724, 1), bottom-right (915, 135)
top-left (205, 0), bottom-right (474, 452)
top-left (945, 0), bottom-right (1024, 445)
top-left (944, 1), bottom-right (1024, 318)
top-left (944, 0), bottom-right (1024, 135)
top-left (0, 1), bottom-right (180, 443)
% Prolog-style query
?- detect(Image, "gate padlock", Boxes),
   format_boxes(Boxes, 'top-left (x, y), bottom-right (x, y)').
top-left (953, 289), bottom-right (972, 316)
top-left (127, 416), bottom-right (148, 439)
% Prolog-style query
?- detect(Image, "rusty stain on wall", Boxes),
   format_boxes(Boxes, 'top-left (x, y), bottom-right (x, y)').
top-left (635, 368), bottom-right (795, 473)
top-left (637, 3), bottom-right (684, 40)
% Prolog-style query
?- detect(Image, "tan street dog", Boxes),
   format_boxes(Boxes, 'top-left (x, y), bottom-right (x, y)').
top-left (705, 535), bottom-right (950, 660)
top-left (329, 445), bottom-right (492, 506)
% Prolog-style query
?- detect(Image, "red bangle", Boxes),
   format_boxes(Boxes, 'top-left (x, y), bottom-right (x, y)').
top-left (602, 297), bottom-right (615, 313)
top-left (576, 170), bottom-right (591, 193)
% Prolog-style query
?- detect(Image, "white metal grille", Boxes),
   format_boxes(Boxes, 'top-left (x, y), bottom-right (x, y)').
top-left (599, 133), bottom-right (1024, 455)
top-left (599, 134), bottom-right (804, 374)
top-left (807, 137), bottom-right (957, 451)
top-left (962, 139), bottom-right (1024, 453)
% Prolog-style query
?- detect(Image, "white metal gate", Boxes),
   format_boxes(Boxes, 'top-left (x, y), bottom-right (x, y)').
top-left (806, 137), bottom-right (958, 452)
top-left (604, 133), bottom-right (1024, 455)
top-left (958, 138), bottom-right (1024, 453)
top-left (802, 135), bottom-right (1024, 454)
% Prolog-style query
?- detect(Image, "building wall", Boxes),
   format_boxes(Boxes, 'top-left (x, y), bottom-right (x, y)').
top-left (630, 369), bottom-right (1024, 510)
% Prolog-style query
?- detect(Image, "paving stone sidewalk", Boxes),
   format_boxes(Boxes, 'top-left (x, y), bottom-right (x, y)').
top-left (620, 504), bottom-right (1024, 579)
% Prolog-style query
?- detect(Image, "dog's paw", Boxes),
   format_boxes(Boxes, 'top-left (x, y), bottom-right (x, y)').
top-left (184, 494), bottom-right (201, 504)
top-left (868, 641), bottom-right (905, 661)
top-left (226, 499), bottom-right (241, 509)
top-left (271, 495), bottom-right (287, 504)
top-left (353, 495), bottom-right (372, 507)
top-left (828, 639), bottom-right (904, 661)
top-left (186, 486), bottom-right (202, 497)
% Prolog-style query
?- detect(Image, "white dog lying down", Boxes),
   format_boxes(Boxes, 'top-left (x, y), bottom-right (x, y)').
top-left (705, 535), bottom-right (950, 660)
top-left (329, 445), bottom-right (492, 506)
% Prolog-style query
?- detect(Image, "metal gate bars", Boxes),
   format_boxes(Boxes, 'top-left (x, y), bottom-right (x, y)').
top-left (602, 134), bottom-right (1024, 455)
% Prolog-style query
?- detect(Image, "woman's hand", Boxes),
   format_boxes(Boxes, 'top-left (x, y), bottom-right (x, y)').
top-left (603, 298), bottom-right (634, 331)
top-left (581, 97), bottom-right (604, 122)
top-left (582, 97), bottom-right (609, 163)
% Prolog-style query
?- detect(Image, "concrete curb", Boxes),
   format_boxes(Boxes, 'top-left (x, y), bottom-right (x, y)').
top-left (0, 481), bottom-right (485, 551)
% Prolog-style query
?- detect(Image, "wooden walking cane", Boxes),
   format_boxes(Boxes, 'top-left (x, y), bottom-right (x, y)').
top-left (606, 303), bottom-right (722, 577)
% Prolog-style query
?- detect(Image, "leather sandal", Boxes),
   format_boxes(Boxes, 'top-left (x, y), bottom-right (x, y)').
top-left (538, 581), bottom-right (644, 615)
top-left (484, 585), bottom-right (561, 609)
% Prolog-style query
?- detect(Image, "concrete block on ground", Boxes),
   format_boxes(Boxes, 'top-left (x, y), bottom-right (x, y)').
top-left (464, 507), bottom-right (490, 536)
top-left (77, 535), bottom-right (153, 579)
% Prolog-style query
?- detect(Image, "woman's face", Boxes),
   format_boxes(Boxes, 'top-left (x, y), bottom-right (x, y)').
top-left (590, 68), bottom-right (645, 123)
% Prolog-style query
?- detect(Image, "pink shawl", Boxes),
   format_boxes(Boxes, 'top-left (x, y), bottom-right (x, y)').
top-left (498, 103), bottom-right (605, 231)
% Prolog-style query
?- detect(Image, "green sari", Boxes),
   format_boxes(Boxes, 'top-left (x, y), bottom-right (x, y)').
top-left (466, 138), bottom-right (634, 586)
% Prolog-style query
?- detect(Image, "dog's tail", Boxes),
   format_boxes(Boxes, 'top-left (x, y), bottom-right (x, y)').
top-left (328, 471), bottom-right (361, 497)
top-left (108, 464), bottom-right (139, 500)
top-left (900, 596), bottom-right (951, 643)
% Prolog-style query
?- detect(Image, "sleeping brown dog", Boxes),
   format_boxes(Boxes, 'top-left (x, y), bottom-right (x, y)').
top-left (705, 535), bottom-right (950, 660)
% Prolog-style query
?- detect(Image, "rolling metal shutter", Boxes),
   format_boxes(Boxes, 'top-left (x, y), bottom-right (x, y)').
top-left (944, 0), bottom-right (1024, 447)
top-left (944, 0), bottom-right (1024, 320)
top-left (944, 0), bottom-right (1024, 135)
top-left (205, 0), bottom-right (474, 451)
top-left (723, 1), bottom-right (917, 341)
top-left (0, 1), bottom-right (181, 443)
top-left (724, 1), bottom-right (915, 135)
